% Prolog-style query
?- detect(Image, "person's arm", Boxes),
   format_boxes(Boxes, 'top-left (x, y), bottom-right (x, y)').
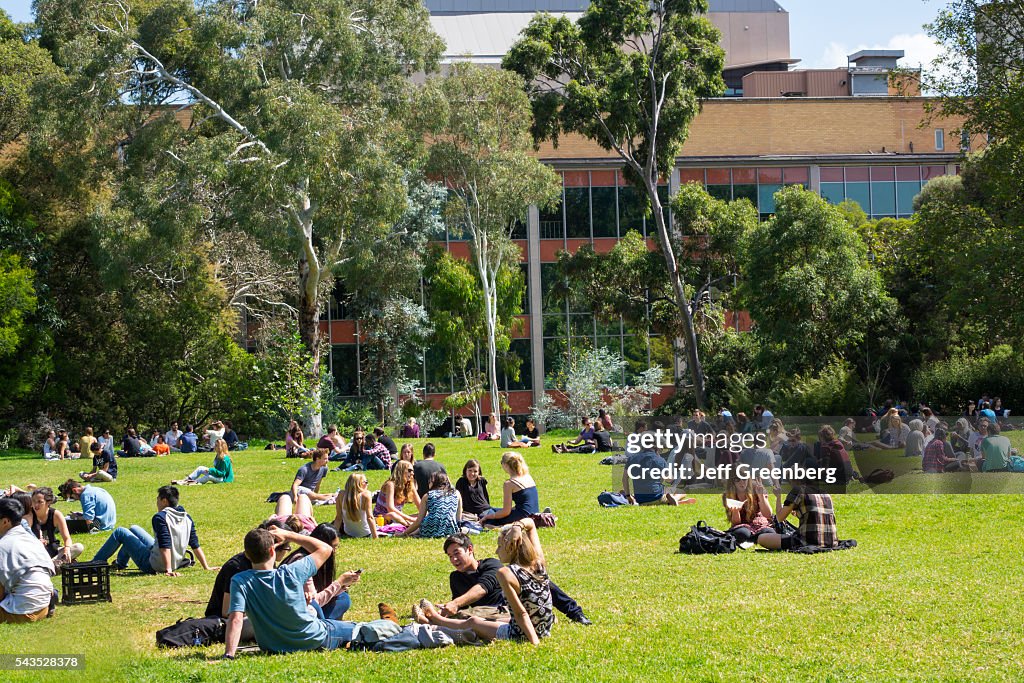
top-left (621, 466), bottom-right (633, 497)
top-left (223, 611), bottom-right (244, 658)
top-left (487, 480), bottom-right (515, 519)
top-left (80, 493), bottom-right (96, 524)
top-left (193, 546), bottom-right (218, 571)
top-left (382, 482), bottom-right (400, 516)
top-left (290, 475), bottom-right (302, 501)
top-left (456, 490), bottom-right (463, 520)
top-left (221, 592), bottom-right (231, 619)
top-left (363, 492), bottom-right (378, 539)
top-left (270, 527), bottom-right (332, 569)
top-left (442, 584), bottom-right (488, 615)
top-left (400, 495), bottom-right (428, 537)
top-left (498, 567), bottom-right (540, 645)
top-left (160, 548), bottom-right (179, 577)
top-left (315, 571), bottom-right (360, 606)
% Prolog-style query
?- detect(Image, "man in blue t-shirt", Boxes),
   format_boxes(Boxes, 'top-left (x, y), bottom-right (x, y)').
top-left (59, 480), bottom-right (117, 531)
top-left (177, 425), bottom-right (199, 454)
top-left (290, 450), bottom-right (333, 503)
top-left (622, 442), bottom-right (694, 506)
top-left (224, 527), bottom-right (358, 656)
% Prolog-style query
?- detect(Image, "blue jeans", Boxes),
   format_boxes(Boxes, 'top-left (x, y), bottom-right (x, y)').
top-left (92, 525), bottom-right (155, 572)
top-left (322, 619), bottom-right (356, 649)
top-left (362, 453), bottom-right (387, 470)
top-left (311, 593), bottom-right (352, 622)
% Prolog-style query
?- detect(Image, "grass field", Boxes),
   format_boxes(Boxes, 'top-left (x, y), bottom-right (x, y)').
top-left (2, 432), bottom-right (1024, 682)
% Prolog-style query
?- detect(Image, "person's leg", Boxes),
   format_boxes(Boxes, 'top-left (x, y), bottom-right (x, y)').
top-left (122, 525), bottom-right (156, 572)
top-left (549, 580), bottom-right (588, 622)
top-left (421, 608), bottom-right (503, 641)
top-left (274, 493), bottom-right (295, 517)
top-left (361, 453), bottom-right (386, 470)
top-left (93, 470), bottom-right (113, 483)
top-left (294, 493), bottom-right (314, 518)
top-left (320, 618), bottom-right (357, 650)
top-left (188, 466), bottom-right (209, 481)
top-left (91, 527), bottom-right (132, 564)
top-left (728, 526), bottom-right (755, 544)
top-left (756, 532), bottom-right (783, 550)
top-left (323, 591), bottom-right (352, 621)
top-left (195, 473), bottom-right (223, 484)
top-left (67, 542), bottom-right (85, 560)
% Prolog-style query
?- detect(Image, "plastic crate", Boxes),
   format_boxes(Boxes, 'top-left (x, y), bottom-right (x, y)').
top-left (61, 560), bottom-right (112, 605)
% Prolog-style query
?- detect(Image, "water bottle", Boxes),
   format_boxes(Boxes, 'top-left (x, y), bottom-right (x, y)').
top-left (193, 628), bottom-right (203, 647)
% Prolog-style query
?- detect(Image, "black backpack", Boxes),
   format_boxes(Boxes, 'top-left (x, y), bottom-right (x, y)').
top-left (678, 521), bottom-right (737, 555)
top-left (156, 616), bottom-right (226, 648)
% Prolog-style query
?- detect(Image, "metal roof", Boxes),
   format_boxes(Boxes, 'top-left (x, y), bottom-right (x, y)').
top-left (424, 0), bottom-right (786, 13)
top-left (431, 11), bottom-right (584, 62)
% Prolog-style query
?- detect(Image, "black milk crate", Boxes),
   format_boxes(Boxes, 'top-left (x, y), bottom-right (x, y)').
top-left (61, 560), bottom-right (112, 605)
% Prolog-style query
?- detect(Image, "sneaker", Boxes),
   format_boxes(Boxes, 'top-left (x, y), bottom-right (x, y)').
top-left (570, 614), bottom-right (592, 626)
top-left (542, 506), bottom-right (552, 514)
top-left (378, 602), bottom-right (400, 624)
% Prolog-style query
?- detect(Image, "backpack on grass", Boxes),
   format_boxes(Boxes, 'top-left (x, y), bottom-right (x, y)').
top-left (156, 617), bottom-right (225, 648)
top-left (677, 521), bottom-right (737, 555)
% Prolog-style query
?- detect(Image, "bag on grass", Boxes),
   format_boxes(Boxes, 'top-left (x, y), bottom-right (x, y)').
top-left (156, 616), bottom-right (226, 648)
top-left (862, 468), bottom-right (895, 485)
top-left (677, 521), bottom-right (736, 555)
top-left (597, 491), bottom-right (630, 507)
top-left (1008, 455), bottom-right (1024, 473)
top-left (530, 512), bottom-right (557, 528)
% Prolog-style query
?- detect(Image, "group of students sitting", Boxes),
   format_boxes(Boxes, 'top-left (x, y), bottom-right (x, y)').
top-left (41, 420), bottom-right (247, 462)
top-left (278, 441), bottom-right (547, 541)
top-left (551, 411), bottom-right (616, 454)
top-left (866, 409), bottom-right (1018, 472)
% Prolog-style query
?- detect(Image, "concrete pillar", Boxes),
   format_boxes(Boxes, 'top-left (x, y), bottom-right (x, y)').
top-left (527, 203), bottom-right (545, 414)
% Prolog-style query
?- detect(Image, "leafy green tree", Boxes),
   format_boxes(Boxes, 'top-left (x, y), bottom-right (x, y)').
top-left (738, 186), bottom-right (893, 378)
top-left (421, 62), bottom-right (560, 415)
top-left (504, 0), bottom-right (726, 407)
top-left (31, 0), bottom-right (443, 435)
top-left (0, 15), bottom-right (63, 146)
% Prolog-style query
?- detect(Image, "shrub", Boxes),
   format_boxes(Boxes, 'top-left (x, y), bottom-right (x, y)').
top-left (913, 345), bottom-right (1024, 414)
top-left (771, 359), bottom-right (869, 416)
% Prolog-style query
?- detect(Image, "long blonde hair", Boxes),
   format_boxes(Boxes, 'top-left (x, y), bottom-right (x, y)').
top-left (214, 438), bottom-right (229, 461)
top-left (388, 461), bottom-right (415, 504)
top-left (498, 523), bottom-right (541, 570)
top-left (500, 451), bottom-right (528, 477)
top-left (343, 473), bottom-right (367, 522)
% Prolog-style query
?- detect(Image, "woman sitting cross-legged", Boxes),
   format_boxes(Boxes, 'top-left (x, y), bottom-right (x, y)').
top-left (400, 472), bottom-right (462, 539)
top-left (455, 459), bottom-right (491, 520)
top-left (412, 517), bottom-right (553, 645)
top-left (478, 452), bottom-right (540, 528)
top-left (373, 461), bottom-right (420, 526)
top-left (279, 523), bottom-right (362, 621)
top-left (722, 476), bottom-right (774, 545)
top-left (173, 438), bottom-right (234, 485)
top-left (334, 474), bottom-right (378, 539)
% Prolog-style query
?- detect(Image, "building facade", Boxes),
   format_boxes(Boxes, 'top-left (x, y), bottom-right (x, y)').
top-left (323, 0), bottom-right (971, 418)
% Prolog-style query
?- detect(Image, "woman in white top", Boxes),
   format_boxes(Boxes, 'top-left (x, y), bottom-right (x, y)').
top-left (334, 473), bottom-right (378, 539)
top-left (204, 421), bottom-right (225, 450)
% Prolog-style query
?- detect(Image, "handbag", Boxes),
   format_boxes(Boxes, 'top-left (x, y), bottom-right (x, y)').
top-left (677, 521), bottom-right (737, 555)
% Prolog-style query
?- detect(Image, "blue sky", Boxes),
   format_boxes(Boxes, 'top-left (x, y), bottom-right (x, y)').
top-left (1, 0), bottom-right (945, 71)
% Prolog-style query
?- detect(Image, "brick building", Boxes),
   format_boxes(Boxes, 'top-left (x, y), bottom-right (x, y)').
top-left (323, 0), bottom-right (970, 419)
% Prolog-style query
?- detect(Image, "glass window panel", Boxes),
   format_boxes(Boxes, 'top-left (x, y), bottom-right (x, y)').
top-left (591, 187), bottom-right (617, 237)
top-left (501, 339), bottom-right (531, 391)
top-left (845, 182), bottom-right (871, 212)
top-left (783, 167), bottom-right (810, 185)
top-left (622, 335), bottom-right (649, 384)
top-left (649, 336), bottom-right (675, 380)
top-left (540, 263), bottom-right (566, 313)
top-left (871, 166), bottom-right (896, 182)
top-left (564, 187), bottom-right (590, 238)
top-left (520, 264), bottom-right (530, 315)
top-left (657, 185), bottom-right (670, 229)
top-left (706, 168), bottom-right (731, 185)
top-left (543, 338), bottom-right (569, 389)
top-left (539, 186), bottom-right (563, 240)
top-left (896, 166), bottom-right (921, 182)
top-left (679, 168), bottom-right (704, 184)
top-left (733, 184), bottom-right (757, 206)
top-left (595, 317), bottom-right (623, 336)
top-left (597, 337), bottom-right (625, 384)
top-left (331, 346), bottom-right (359, 396)
top-left (510, 219), bottom-right (527, 240)
top-left (870, 181), bottom-right (896, 217)
top-left (820, 167), bottom-right (845, 183)
top-left (820, 182), bottom-right (846, 206)
top-left (758, 184), bottom-right (783, 214)
top-left (424, 344), bottom-right (451, 394)
top-left (845, 167), bottom-right (870, 182)
top-left (707, 185), bottom-right (732, 202)
top-left (758, 167), bottom-right (783, 184)
top-left (732, 167), bottom-right (756, 184)
top-left (896, 181), bottom-right (921, 216)
top-left (569, 314), bottom-right (595, 340)
top-left (543, 314), bottom-right (567, 338)
top-left (618, 185), bottom-right (647, 235)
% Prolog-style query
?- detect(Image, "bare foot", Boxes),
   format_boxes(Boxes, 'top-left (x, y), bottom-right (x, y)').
top-left (411, 603), bottom-right (428, 624)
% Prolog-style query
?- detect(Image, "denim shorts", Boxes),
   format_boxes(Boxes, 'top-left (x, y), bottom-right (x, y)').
top-left (321, 619), bottom-right (356, 650)
top-left (494, 623), bottom-right (512, 640)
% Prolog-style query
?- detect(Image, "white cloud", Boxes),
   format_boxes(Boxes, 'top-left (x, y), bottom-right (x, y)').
top-left (805, 32), bottom-right (943, 71)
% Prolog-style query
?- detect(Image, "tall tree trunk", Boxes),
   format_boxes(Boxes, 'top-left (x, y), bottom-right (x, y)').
top-left (483, 276), bottom-right (501, 417)
top-left (646, 179), bottom-right (707, 409)
top-left (294, 185), bottom-right (324, 438)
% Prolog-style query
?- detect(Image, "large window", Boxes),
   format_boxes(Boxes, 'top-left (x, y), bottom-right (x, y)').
top-left (542, 170), bottom-right (668, 242)
top-left (818, 165), bottom-right (943, 219)
top-left (331, 346), bottom-right (360, 397)
top-left (680, 166), bottom-right (811, 221)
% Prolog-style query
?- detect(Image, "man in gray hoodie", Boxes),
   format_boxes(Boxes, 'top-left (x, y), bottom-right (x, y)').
top-left (90, 485), bottom-right (219, 576)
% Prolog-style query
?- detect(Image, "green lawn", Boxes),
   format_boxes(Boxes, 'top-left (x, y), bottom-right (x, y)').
top-left (2, 435), bottom-right (1024, 682)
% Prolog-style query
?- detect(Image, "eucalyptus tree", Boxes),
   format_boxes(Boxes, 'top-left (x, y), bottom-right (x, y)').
top-left (504, 0), bottom-right (725, 407)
